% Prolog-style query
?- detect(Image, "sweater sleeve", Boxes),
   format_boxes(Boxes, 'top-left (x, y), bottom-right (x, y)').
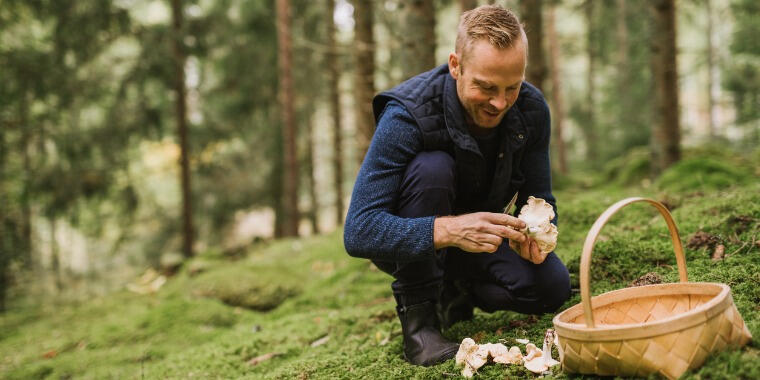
top-left (343, 102), bottom-right (437, 262)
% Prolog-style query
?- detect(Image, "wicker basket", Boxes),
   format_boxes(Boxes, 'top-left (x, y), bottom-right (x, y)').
top-left (552, 197), bottom-right (752, 380)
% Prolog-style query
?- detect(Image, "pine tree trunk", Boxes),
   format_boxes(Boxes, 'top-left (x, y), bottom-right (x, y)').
top-left (170, 0), bottom-right (195, 257)
top-left (521, 0), bottom-right (547, 94)
top-left (546, 6), bottom-right (567, 175)
top-left (649, 0), bottom-right (680, 173)
top-left (616, 0), bottom-right (632, 128)
top-left (0, 125), bottom-right (7, 312)
top-left (459, 0), bottom-right (478, 12)
top-left (49, 218), bottom-right (62, 291)
top-left (354, 0), bottom-right (376, 167)
top-left (306, 114), bottom-right (320, 234)
top-left (277, 0), bottom-right (300, 236)
top-left (18, 93), bottom-right (33, 269)
top-left (400, 0), bottom-right (436, 79)
top-left (583, 0), bottom-right (598, 162)
top-left (328, 0), bottom-right (346, 225)
top-left (705, 0), bottom-right (719, 138)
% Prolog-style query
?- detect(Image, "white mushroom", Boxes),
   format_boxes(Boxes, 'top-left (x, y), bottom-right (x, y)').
top-left (523, 329), bottom-right (560, 374)
top-left (509, 196), bottom-right (558, 255)
top-left (455, 338), bottom-right (489, 378)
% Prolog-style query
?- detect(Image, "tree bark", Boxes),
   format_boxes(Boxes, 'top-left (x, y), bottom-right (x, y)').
top-left (400, 0), bottom-right (436, 80)
top-left (19, 93), bottom-right (33, 268)
top-left (459, 0), bottom-right (479, 12)
top-left (49, 217), bottom-right (62, 291)
top-left (354, 0), bottom-right (376, 167)
top-left (583, 0), bottom-right (598, 162)
top-left (306, 114), bottom-right (320, 235)
top-left (328, 0), bottom-right (346, 225)
top-left (170, 0), bottom-right (195, 257)
top-left (520, 0), bottom-right (547, 94)
top-left (616, 0), bottom-right (632, 128)
top-left (705, 0), bottom-right (719, 138)
top-left (0, 123), bottom-right (7, 312)
top-left (649, 0), bottom-right (681, 173)
top-left (277, 0), bottom-right (300, 236)
top-left (546, 6), bottom-right (567, 175)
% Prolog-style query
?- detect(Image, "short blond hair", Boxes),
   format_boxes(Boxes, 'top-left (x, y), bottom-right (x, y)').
top-left (455, 5), bottom-right (525, 62)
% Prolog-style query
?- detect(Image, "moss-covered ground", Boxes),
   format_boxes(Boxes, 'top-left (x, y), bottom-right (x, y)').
top-left (2, 161), bottom-right (759, 379)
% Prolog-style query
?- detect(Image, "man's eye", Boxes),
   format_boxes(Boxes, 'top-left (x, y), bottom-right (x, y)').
top-left (480, 85), bottom-right (495, 91)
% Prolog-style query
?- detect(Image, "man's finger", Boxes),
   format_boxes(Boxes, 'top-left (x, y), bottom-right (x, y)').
top-left (530, 240), bottom-right (545, 264)
top-left (486, 224), bottom-right (526, 242)
top-left (519, 236), bottom-right (532, 261)
top-left (486, 212), bottom-right (526, 230)
top-left (477, 242), bottom-right (498, 253)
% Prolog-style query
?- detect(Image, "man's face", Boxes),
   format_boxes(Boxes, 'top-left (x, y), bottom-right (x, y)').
top-left (448, 38), bottom-right (526, 128)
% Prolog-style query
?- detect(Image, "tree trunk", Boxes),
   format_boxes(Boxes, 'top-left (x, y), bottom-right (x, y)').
top-left (19, 95), bottom-right (33, 269)
top-left (306, 114), bottom-right (320, 235)
top-left (616, 0), bottom-right (632, 129)
top-left (277, 0), bottom-right (300, 237)
top-left (520, 0), bottom-right (547, 94)
top-left (328, 0), bottom-right (346, 225)
top-left (354, 0), bottom-right (375, 165)
top-left (705, 0), bottom-right (719, 138)
top-left (49, 217), bottom-right (62, 291)
top-left (649, 0), bottom-right (680, 173)
top-left (459, 0), bottom-right (478, 12)
top-left (583, 0), bottom-right (598, 162)
top-left (0, 124), bottom-right (7, 312)
top-left (170, 0), bottom-right (195, 257)
top-left (546, 6), bottom-right (567, 175)
top-left (400, 0), bottom-right (436, 80)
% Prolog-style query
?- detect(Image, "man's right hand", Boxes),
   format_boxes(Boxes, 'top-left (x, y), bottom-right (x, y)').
top-left (433, 212), bottom-right (527, 253)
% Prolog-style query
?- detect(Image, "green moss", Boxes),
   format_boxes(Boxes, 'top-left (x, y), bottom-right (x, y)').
top-left (656, 157), bottom-right (753, 192)
top-left (2, 177), bottom-right (759, 380)
top-left (191, 265), bottom-right (300, 311)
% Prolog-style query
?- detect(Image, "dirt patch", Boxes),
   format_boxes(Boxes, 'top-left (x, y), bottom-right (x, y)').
top-left (507, 315), bottom-right (538, 329)
top-left (687, 231), bottom-right (721, 249)
top-left (630, 272), bottom-right (663, 287)
top-left (726, 215), bottom-right (757, 234)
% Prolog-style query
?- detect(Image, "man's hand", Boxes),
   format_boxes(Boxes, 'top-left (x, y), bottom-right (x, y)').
top-left (434, 212), bottom-right (527, 253)
top-left (510, 237), bottom-right (548, 265)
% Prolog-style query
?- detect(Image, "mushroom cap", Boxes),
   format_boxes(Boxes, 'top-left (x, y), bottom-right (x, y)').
top-left (516, 197), bottom-right (558, 254)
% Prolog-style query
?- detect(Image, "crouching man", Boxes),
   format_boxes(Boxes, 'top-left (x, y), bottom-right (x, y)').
top-left (344, 5), bottom-right (570, 366)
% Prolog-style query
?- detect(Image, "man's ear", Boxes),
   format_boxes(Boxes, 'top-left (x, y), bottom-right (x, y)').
top-left (448, 53), bottom-right (460, 80)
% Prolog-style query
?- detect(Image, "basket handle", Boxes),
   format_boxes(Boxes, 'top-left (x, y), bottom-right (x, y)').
top-left (579, 197), bottom-right (688, 328)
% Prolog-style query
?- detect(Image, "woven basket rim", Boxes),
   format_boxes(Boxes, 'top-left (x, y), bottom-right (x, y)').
top-left (552, 282), bottom-right (732, 341)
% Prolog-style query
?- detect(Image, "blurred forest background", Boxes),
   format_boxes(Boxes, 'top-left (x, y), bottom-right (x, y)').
top-left (1, 0), bottom-right (759, 312)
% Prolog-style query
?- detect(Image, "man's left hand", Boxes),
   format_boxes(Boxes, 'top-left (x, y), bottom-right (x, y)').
top-left (510, 236), bottom-right (548, 264)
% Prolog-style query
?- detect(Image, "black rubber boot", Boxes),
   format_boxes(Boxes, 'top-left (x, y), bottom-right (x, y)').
top-left (397, 301), bottom-right (459, 366)
top-left (438, 280), bottom-right (474, 329)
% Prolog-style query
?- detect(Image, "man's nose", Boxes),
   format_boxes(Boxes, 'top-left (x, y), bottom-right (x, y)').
top-left (489, 93), bottom-right (508, 111)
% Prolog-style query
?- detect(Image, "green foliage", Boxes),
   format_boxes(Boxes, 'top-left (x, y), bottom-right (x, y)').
top-left (655, 157), bottom-right (753, 192)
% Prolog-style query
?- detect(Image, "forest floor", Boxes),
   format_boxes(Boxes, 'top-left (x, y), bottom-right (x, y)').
top-left (2, 155), bottom-right (760, 379)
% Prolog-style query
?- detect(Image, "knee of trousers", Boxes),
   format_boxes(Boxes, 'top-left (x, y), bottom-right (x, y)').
top-left (533, 260), bottom-right (571, 313)
top-left (401, 151), bottom-right (455, 194)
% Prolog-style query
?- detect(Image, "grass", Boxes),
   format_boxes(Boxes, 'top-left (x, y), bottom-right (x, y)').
top-left (2, 173), bottom-right (759, 378)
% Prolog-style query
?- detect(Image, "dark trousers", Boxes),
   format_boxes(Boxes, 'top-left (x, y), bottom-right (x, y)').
top-left (371, 151), bottom-right (571, 315)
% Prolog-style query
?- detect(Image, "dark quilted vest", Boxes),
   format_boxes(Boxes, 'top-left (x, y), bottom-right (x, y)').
top-left (372, 64), bottom-right (548, 213)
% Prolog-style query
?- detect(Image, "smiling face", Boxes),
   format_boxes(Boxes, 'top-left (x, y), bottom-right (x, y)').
top-left (448, 37), bottom-right (527, 129)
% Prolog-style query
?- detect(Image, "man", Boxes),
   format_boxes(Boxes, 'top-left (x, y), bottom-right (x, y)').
top-left (344, 5), bottom-right (570, 366)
